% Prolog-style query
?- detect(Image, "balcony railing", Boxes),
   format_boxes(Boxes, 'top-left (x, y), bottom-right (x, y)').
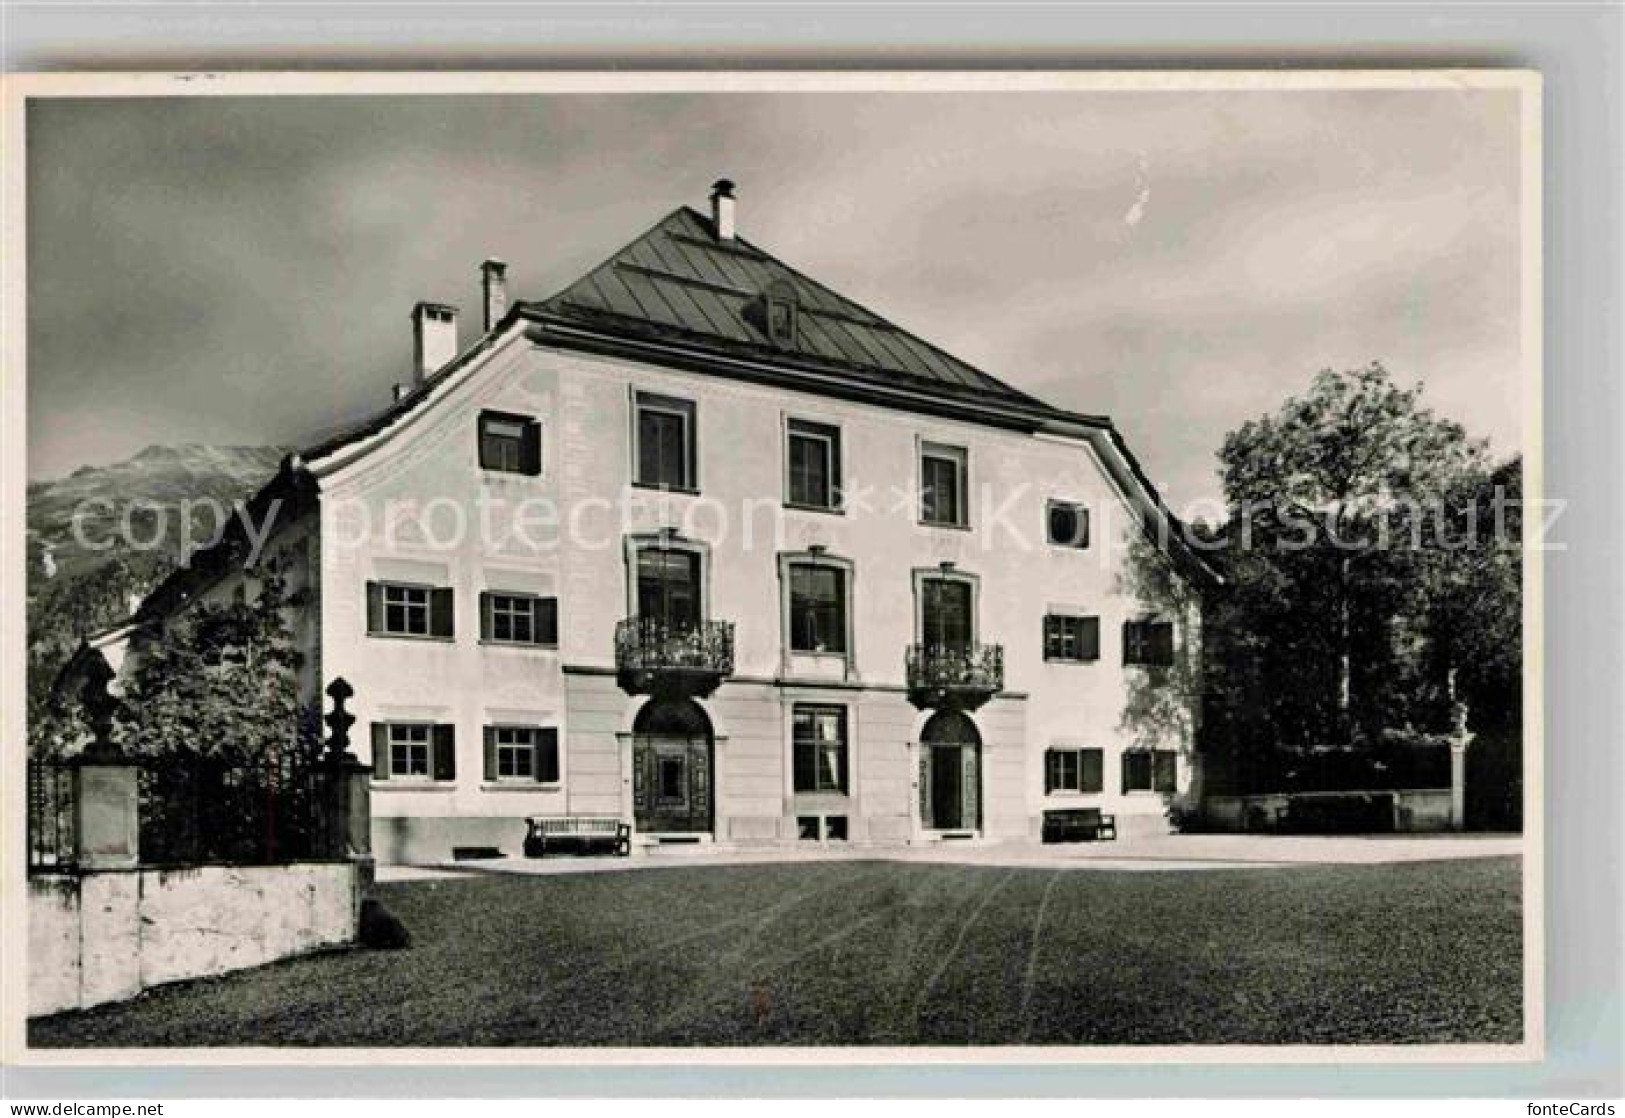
top-left (905, 643), bottom-right (1005, 711)
top-left (615, 617), bottom-right (736, 699)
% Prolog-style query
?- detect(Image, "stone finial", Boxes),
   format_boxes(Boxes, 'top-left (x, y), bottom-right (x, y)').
top-left (323, 677), bottom-right (357, 760)
top-left (79, 652), bottom-right (121, 760)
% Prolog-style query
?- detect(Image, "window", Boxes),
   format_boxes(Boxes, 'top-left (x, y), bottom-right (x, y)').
top-left (792, 705), bottom-right (848, 794)
top-left (483, 726), bottom-right (560, 784)
top-left (366, 582), bottom-right (454, 639)
top-left (634, 392), bottom-right (697, 490)
top-left (1044, 614), bottom-right (1100, 662)
top-left (1045, 747), bottom-right (1104, 794)
top-left (919, 442), bottom-right (968, 527)
top-left (1122, 749), bottom-right (1177, 794)
top-left (797, 815), bottom-right (848, 842)
top-left (788, 563), bottom-right (847, 654)
top-left (636, 548), bottom-right (701, 632)
top-left (920, 577), bottom-right (973, 651)
top-left (786, 419), bottom-right (842, 510)
top-left (1123, 620), bottom-right (1176, 666)
top-left (371, 722), bottom-right (455, 782)
top-left (1047, 500), bottom-right (1090, 548)
top-left (480, 592), bottom-right (558, 647)
top-left (478, 411), bottom-right (542, 476)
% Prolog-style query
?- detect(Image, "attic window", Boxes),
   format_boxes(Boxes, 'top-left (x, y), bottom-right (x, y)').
top-left (762, 280), bottom-right (798, 348)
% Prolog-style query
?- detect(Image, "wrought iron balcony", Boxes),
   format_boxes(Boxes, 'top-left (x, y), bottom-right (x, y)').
top-left (905, 643), bottom-right (1005, 711)
top-left (615, 617), bottom-right (736, 699)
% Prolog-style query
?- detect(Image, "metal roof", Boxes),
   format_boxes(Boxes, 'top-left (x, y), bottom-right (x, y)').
top-left (534, 206), bottom-right (1048, 409)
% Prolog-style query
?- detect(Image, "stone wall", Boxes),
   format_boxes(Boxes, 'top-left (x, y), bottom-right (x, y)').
top-left (29, 861), bottom-right (360, 1018)
top-left (1201, 788), bottom-right (1456, 833)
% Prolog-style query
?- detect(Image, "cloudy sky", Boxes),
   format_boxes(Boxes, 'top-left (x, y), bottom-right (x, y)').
top-left (27, 88), bottom-right (1525, 510)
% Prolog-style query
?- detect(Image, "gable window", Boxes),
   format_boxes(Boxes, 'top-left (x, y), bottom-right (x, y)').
top-left (1122, 749), bottom-right (1178, 794)
top-left (366, 582), bottom-right (454, 640)
top-left (634, 392), bottom-right (697, 491)
top-left (480, 592), bottom-right (558, 647)
top-left (483, 726), bottom-right (560, 784)
top-left (792, 705), bottom-right (848, 794)
top-left (478, 411), bottom-right (542, 476)
top-left (785, 419), bottom-right (842, 511)
top-left (788, 563), bottom-right (848, 655)
top-left (919, 442), bottom-right (968, 527)
top-left (920, 576), bottom-right (974, 652)
top-left (1044, 614), bottom-right (1100, 662)
top-left (1047, 500), bottom-right (1090, 548)
top-left (1123, 620), bottom-right (1176, 666)
top-left (371, 722), bottom-right (456, 782)
top-left (1045, 747), bottom-right (1104, 794)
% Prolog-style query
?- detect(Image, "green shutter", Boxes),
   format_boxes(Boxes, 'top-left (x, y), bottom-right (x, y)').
top-left (521, 420), bottom-right (543, 476)
top-left (430, 587), bottom-right (454, 639)
top-left (537, 728), bottom-right (560, 783)
top-left (535, 597), bottom-right (558, 646)
top-left (366, 582), bottom-right (384, 634)
top-left (918, 747), bottom-right (933, 829)
top-left (1154, 750), bottom-right (1178, 793)
top-left (1154, 623), bottom-right (1175, 666)
top-left (432, 725), bottom-right (456, 781)
top-left (479, 592), bottom-right (493, 641)
top-left (1080, 617), bottom-right (1100, 661)
top-left (1043, 750), bottom-right (1059, 793)
top-left (1081, 748), bottom-right (1103, 793)
top-left (483, 727), bottom-right (497, 781)
top-left (371, 723), bottom-right (389, 780)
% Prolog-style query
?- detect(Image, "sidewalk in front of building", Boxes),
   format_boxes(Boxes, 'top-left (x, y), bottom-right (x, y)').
top-left (375, 832), bottom-right (1525, 882)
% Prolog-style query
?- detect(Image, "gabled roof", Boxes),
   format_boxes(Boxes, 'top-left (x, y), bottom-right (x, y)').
top-left (283, 198), bottom-right (1217, 590)
top-left (533, 206), bottom-right (1050, 412)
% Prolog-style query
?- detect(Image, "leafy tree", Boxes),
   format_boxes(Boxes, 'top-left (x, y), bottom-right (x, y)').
top-left (1216, 363), bottom-right (1488, 743)
top-left (114, 578), bottom-right (324, 862)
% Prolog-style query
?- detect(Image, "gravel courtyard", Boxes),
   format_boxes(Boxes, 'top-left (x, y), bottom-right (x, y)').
top-left (29, 856), bottom-right (1523, 1048)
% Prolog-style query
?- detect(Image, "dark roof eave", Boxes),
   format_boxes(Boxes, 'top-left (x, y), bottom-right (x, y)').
top-left (518, 305), bottom-right (1111, 435)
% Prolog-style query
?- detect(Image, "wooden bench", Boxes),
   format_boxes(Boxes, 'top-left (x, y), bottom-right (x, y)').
top-left (1041, 807), bottom-right (1117, 843)
top-left (523, 816), bottom-right (632, 858)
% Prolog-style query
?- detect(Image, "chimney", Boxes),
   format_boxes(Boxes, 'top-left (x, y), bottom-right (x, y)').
top-left (411, 302), bottom-right (458, 383)
top-left (710, 178), bottom-right (736, 241)
top-left (481, 258), bottom-right (509, 331)
top-left (391, 382), bottom-right (407, 403)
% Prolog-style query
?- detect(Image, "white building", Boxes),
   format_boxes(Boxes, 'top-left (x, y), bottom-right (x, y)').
top-left (123, 182), bottom-right (1215, 863)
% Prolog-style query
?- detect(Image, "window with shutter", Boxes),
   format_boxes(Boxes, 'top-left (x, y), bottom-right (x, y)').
top-left (369, 582), bottom-right (453, 640)
top-left (1122, 750), bottom-right (1154, 793)
top-left (479, 410), bottom-right (542, 475)
top-left (1044, 614), bottom-right (1100, 662)
top-left (1123, 620), bottom-right (1175, 666)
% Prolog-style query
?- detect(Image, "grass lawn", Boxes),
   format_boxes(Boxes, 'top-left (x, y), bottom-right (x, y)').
top-left (29, 857), bottom-right (1522, 1047)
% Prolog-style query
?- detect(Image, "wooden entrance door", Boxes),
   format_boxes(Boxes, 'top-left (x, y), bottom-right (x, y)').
top-left (633, 735), bottom-right (712, 833)
top-left (918, 711), bottom-right (982, 832)
top-left (630, 698), bottom-right (715, 835)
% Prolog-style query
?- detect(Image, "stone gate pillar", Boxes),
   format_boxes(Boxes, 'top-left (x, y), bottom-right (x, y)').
top-left (1448, 695), bottom-right (1475, 831)
top-left (71, 652), bottom-right (139, 870)
top-left (318, 678), bottom-right (374, 884)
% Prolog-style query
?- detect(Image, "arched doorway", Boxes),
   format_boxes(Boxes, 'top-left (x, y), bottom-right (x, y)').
top-left (631, 698), bottom-right (714, 835)
top-left (919, 710), bottom-right (982, 832)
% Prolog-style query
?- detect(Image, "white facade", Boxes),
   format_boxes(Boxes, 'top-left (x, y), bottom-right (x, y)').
top-left (307, 324), bottom-right (1203, 863)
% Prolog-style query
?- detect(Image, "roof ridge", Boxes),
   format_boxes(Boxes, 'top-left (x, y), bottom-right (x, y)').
top-left (727, 229), bottom-right (1047, 407)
